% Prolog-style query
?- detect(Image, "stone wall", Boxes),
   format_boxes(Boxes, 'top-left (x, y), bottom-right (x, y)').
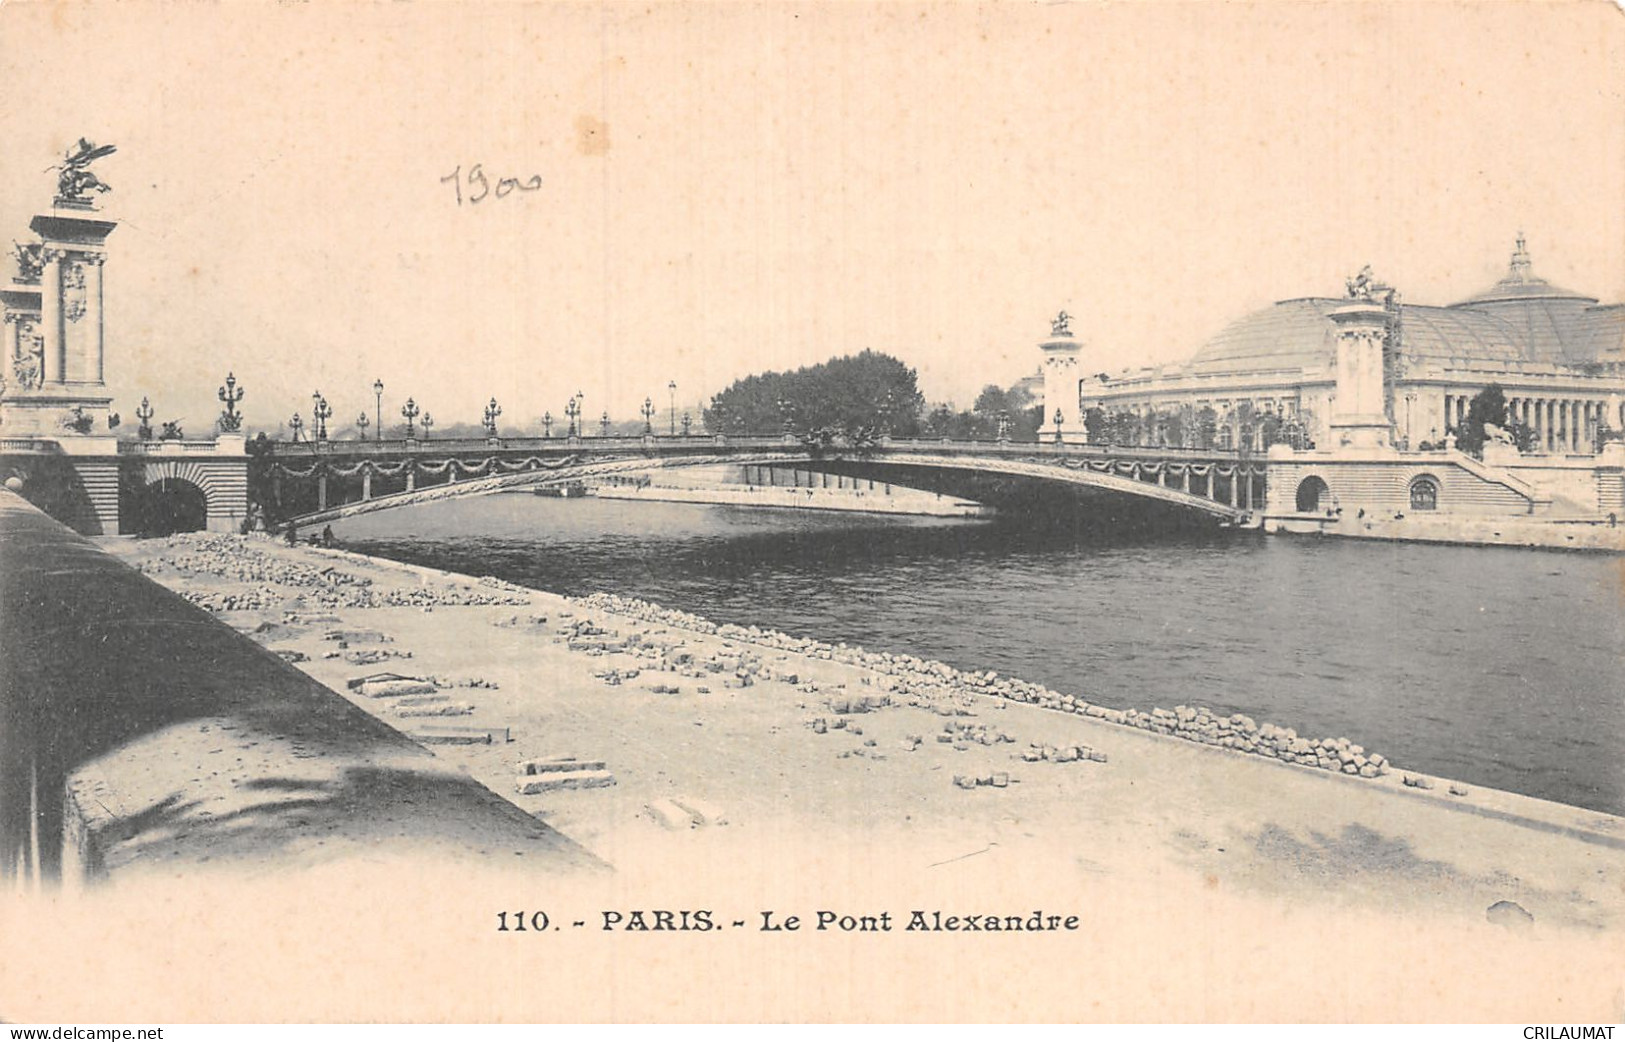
top-left (0, 493), bottom-right (595, 885)
top-left (1264, 447), bottom-right (1541, 519)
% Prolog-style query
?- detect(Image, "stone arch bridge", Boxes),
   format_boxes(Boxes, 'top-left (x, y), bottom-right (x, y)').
top-left (262, 436), bottom-right (1267, 528)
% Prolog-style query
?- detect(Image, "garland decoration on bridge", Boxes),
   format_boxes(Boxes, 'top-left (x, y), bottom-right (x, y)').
top-left (268, 454), bottom-right (586, 480)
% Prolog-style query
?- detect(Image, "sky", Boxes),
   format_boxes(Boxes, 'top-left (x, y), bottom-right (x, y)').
top-left (2, 2), bottom-right (1622, 435)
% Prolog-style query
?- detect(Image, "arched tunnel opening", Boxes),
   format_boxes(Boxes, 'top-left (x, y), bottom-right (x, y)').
top-left (127, 478), bottom-right (210, 536)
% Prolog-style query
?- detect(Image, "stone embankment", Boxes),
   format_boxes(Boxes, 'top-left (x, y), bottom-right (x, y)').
top-left (575, 591), bottom-right (1393, 781)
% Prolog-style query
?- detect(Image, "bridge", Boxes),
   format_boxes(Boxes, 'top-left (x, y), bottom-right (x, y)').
top-left (261, 434), bottom-right (1267, 528)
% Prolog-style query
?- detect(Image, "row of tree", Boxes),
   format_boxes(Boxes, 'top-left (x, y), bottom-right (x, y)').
top-left (703, 350), bottom-right (927, 440)
top-left (1081, 402), bottom-right (1316, 452)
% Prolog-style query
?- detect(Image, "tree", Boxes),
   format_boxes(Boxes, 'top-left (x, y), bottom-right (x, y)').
top-left (1455, 384), bottom-right (1508, 458)
top-left (1195, 406), bottom-right (1218, 450)
top-left (1084, 407), bottom-right (1106, 444)
top-left (1258, 411), bottom-right (1283, 448)
top-left (704, 349), bottom-right (925, 439)
top-left (1163, 407), bottom-right (1187, 449)
top-left (971, 383), bottom-right (1040, 440)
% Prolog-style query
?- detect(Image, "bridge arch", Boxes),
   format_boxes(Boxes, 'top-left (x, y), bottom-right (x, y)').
top-left (275, 444), bottom-right (1259, 527)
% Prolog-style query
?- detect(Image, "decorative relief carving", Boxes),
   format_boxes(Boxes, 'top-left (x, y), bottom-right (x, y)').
top-left (12, 329), bottom-right (44, 390)
top-left (63, 261), bottom-right (88, 323)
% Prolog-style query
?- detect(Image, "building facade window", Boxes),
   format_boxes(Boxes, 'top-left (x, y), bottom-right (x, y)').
top-left (1409, 476), bottom-right (1439, 511)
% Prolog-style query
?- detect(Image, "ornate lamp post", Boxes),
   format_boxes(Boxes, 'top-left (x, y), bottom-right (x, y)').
top-left (135, 396), bottom-right (155, 441)
top-left (312, 393), bottom-right (332, 442)
top-left (1053, 408), bottom-right (1064, 445)
top-left (543, 411), bottom-right (554, 438)
top-left (484, 397), bottom-right (502, 438)
top-left (565, 395), bottom-right (581, 438)
top-left (599, 410), bottom-right (610, 438)
top-left (372, 379), bottom-right (384, 441)
top-left (420, 412), bottom-right (434, 440)
top-left (681, 411), bottom-right (692, 437)
top-left (401, 397), bottom-right (419, 439)
top-left (217, 372), bottom-right (244, 433)
top-left (355, 412), bottom-right (369, 439)
top-left (997, 410), bottom-right (1011, 442)
top-left (289, 413), bottom-right (304, 443)
top-left (641, 396), bottom-right (655, 434)
top-left (668, 380), bottom-right (677, 436)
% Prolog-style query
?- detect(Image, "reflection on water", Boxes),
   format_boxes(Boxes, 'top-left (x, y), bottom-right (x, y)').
top-left (334, 493), bottom-right (1625, 815)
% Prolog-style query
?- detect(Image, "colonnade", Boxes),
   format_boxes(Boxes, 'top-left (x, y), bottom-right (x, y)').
top-left (1442, 392), bottom-right (1620, 454)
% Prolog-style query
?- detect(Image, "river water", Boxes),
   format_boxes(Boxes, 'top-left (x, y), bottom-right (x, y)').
top-left (332, 494), bottom-right (1625, 816)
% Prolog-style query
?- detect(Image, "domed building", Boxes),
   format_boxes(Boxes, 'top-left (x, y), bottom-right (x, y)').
top-left (1049, 237), bottom-right (1625, 454)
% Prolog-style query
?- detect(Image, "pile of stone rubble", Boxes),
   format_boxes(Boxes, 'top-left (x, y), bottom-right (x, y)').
top-left (575, 591), bottom-right (1392, 780)
top-left (132, 534), bottom-right (531, 610)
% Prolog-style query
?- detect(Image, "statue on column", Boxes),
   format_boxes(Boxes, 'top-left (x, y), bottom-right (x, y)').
top-left (54, 139), bottom-right (117, 202)
top-left (11, 242), bottom-right (44, 283)
top-left (1051, 310), bottom-right (1073, 337)
top-left (1345, 264), bottom-right (1398, 306)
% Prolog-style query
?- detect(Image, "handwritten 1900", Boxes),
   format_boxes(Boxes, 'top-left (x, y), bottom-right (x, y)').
top-left (441, 164), bottom-right (542, 205)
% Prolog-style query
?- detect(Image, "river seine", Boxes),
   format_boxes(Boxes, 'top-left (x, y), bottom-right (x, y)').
top-left (332, 494), bottom-right (1625, 816)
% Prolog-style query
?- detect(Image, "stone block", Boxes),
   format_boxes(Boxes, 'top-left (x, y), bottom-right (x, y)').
top-left (395, 703), bottom-right (475, 717)
top-left (671, 795), bottom-right (727, 826)
top-left (348, 675), bottom-right (438, 697)
top-left (516, 770), bottom-right (615, 794)
top-left (521, 757), bottom-right (608, 775)
top-left (644, 798), bottom-right (695, 828)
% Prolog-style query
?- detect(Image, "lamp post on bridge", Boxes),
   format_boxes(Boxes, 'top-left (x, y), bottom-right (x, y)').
top-left (421, 412), bottom-right (434, 440)
top-left (400, 397), bottom-right (419, 439)
top-left (565, 395), bottom-right (581, 438)
top-left (289, 413), bottom-right (303, 443)
top-left (312, 393), bottom-right (332, 443)
top-left (1053, 408), bottom-right (1064, 445)
top-left (668, 380), bottom-right (677, 436)
top-left (373, 379), bottom-right (384, 441)
top-left (355, 412), bottom-right (369, 440)
top-left (543, 411), bottom-right (554, 438)
top-left (681, 411), bottom-right (691, 437)
top-left (641, 396), bottom-right (655, 435)
top-left (217, 373), bottom-right (244, 433)
top-left (135, 396), bottom-right (154, 441)
top-left (997, 410), bottom-right (1011, 443)
top-left (599, 410), bottom-right (610, 438)
top-left (484, 397), bottom-right (502, 438)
